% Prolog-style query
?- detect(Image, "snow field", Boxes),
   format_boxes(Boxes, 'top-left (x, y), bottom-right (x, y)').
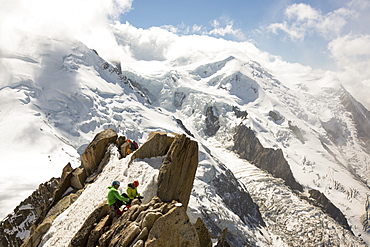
top-left (205, 142), bottom-right (367, 246)
top-left (1, 33), bottom-right (370, 246)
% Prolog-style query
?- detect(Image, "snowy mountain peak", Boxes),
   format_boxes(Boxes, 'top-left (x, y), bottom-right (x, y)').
top-left (1, 36), bottom-right (370, 245)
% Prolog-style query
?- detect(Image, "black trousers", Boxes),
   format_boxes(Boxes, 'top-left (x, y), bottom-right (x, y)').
top-left (121, 193), bottom-right (133, 205)
top-left (111, 193), bottom-right (130, 210)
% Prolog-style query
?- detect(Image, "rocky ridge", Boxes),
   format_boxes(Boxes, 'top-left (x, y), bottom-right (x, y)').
top-left (0, 179), bottom-right (59, 247)
top-left (233, 124), bottom-right (303, 191)
top-left (0, 129), bottom-right (238, 247)
top-left (231, 122), bottom-right (361, 240)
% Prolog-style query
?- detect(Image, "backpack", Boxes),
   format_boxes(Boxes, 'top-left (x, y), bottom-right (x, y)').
top-left (131, 141), bottom-right (138, 150)
top-left (133, 141), bottom-right (139, 149)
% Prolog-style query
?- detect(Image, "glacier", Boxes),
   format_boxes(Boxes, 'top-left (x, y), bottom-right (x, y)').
top-left (0, 33), bottom-right (369, 246)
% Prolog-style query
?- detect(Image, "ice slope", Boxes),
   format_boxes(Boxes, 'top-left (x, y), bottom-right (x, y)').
top-left (126, 54), bottom-right (370, 243)
top-left (206, 141), bottom-right (366, 246)
top-left (0, 35), bottom-right (369, 245)
top-left (0, 38), bottom-right (173, 218)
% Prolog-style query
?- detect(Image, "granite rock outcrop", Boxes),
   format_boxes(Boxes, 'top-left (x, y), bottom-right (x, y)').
top-left (233, 124), bottom-right (303, 191)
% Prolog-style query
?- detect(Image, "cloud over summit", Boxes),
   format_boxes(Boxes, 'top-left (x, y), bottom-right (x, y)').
top-left (1, 0), bottom-right (370, 110)
top-left (267, 3), bottom-right (353, 40)
top-left (0, 0), bottom-right (133, 58)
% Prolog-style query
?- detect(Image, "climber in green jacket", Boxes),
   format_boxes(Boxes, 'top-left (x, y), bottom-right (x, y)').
top-left (107, 180), bottom-right (130, 214)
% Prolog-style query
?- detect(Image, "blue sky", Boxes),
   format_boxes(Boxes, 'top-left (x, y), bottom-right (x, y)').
top-left (120, 0), bottom-right (369, 69)
top-left (123, 0), bottom-right (273, 29)
top-left (122, 0), bottom-right (346, 29)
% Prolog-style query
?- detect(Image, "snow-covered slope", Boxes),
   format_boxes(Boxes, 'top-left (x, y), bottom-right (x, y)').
top-left (1, 35), bottom-right (369, 245)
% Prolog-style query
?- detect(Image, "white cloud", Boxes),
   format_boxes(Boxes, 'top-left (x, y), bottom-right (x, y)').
top-left (192, 24), bottom-right (204, 34)
top-left (157, 16), bottom-right (245, 41)
top-left (349, 0), bottom-right (370, 9)
top-left (263, 2), bottom-right (370, 109)
top-left (285, 3), bottom-right (320, 22)
top-left (346, 0), bottom-right (370, 35)
top-left (160, 25), bottom-right (180, 34)
top-left (328, 34), bottom-right (370, 107)
top-left (208, 17), bottom-right (246, 40)
top-left (0, 0), bottom-right (133, 60)
top-left (329, 34), bottom-right (370, 62)
top-left (268, 22), bottom-right (305, 40)
top-left (110, 21), bottom-right (287, 73)
top-left (113, 22), bottom-right (179, 61)
top-left (267, 3), bottom-right (353, 40)
top-left (317, 8), bottom-right (354, 38)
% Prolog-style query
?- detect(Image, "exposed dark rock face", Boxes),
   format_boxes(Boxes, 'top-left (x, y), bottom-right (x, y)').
top-left (211, 169), bottom-right (265, 228)
top-left (113, 62), bottom-right (122, 75)
top-left (21, 190), bottom-right (82, 247)
top-left (205, 106), bottom-right (220, 136)
top-left (269, 110), bottom-right (284, 123)
top-left (364, 195), bottom-right (370, 234)
top-left (100, 60), bottom-right (154, 104)
top-left (233, 106), bottom-right (248, 119)
top-left (193, 149), bottom-right (264, 246)
top-left (157, 134), bottom-right (199, 208)
top-left (0, 178), bottom-right (59, 247)
top-left (119, 75), bottom-right (155, 105)
top-left (21, 216), bottom-right (55, 247)
top-left (215, 228), bottom-right (234, 247)
top-left (308, 189), bottom-right (351, 231)
top-left (288, 120), bottom-right (305, 143)
top-left (175, 118), bottom-right (194, 137)
top-left (17, 162), bottom-right (87, 247)
top-left (194, 218), bottom-right (212, 247)
top-left (340, 90), bottom-right (370, 152)
top-left (174, 91), bottom-right (186, 108)
top-left (233, 124), bottom-right (303, 191)
top-left (320, 117), bottom-right (347, 146)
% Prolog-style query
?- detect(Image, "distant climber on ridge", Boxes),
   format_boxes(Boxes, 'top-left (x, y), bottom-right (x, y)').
top-left (107, 181), bottom-right (130, 215)
top-left (120, 139), bottom-right (139, 158)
